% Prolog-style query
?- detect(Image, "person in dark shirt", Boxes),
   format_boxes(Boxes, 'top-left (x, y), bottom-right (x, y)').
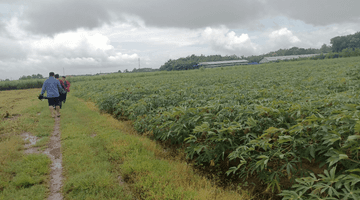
top-left (40, 72), bottom-right (62, 118)
top-left (59, 76), bottom-right (70, 103)
top-left (55, 74), bottom-right (64, 109)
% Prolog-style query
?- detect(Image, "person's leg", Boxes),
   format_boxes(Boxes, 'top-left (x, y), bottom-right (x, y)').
top-left (48, 98), bottom-right (56, 118)
top-left (63, 93), bottom-right (67, 103)
top-left (49, 106), bottom-right (55, 118)
top-left (54, 97), bottom-right (61, 117)
top-left (55, 106), bottom-right (61, 117)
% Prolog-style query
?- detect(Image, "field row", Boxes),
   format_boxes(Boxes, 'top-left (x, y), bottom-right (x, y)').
top-left (72, 57), bottom-right (360, 199)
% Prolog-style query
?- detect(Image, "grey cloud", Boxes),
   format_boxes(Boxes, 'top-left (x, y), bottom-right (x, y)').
top-left (0, 37), bottom-right (27, 60)
top-left (18, 0), bottom-right (269, 35)
top-left (268, 0), bottom-right (360, 26)
top-left (0, 21), bottom-right (5, 34)
top-left (13, 0), bottom-right (360, 35)
top-left (22, 0), bottom-right (112, 35)
top-left (114, 0), bottom-right (268, 29)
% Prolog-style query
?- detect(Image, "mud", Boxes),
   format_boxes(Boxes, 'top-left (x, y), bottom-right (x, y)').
top-left (3, 113), bottom-right (21, 121)
top-left (21, 132), bottom-right (40, 154)
top-left (118, 175), bottom-right (125, 185)
top-left (44, 117), bottom-right (63, 200)
top-left (22, 116), bottom-right (64, 200)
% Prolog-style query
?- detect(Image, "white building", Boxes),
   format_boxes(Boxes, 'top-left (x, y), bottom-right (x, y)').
top-left (259, 54), bottom-right (321, 64)
top-left (198, 60), bottom-right (249, 68)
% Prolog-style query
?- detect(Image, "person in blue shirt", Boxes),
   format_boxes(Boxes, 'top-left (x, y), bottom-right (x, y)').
top-left (40, 72), bottom-right (62, 118)
top-left (54, 74), bottom-right (63, 109)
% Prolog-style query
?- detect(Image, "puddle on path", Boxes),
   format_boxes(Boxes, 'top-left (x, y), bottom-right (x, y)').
top-left (46, 117), bottom-right (63, 200)
top-left (21, 116), bottom-right (64, 200)
top-left (21, 132), bottom-right (40, 154)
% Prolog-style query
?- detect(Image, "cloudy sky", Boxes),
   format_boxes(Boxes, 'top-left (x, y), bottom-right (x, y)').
top-left (0, 0), bottom-right (359, 80)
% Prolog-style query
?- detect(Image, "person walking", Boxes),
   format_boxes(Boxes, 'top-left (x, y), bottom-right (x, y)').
top-left (59, 76), bottom-right (70, 103)
top-left (40, 72), bottom-right (62, 118)
top-left (54, 74), bottom-right (64, 109)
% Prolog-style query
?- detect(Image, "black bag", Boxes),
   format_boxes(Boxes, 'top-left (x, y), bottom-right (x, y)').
top-left (57, 84), bottom-right (66, 95)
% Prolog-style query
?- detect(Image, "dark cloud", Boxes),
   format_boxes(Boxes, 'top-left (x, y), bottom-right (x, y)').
top-left (113, 0), bottom-right (268, 29)
top-left (268, 0), bottom-right (360, 26)
top-left (14, 0), bottom-right (360, 35)
top-left (22, 0), bottom-right (112, 35)
top-left (19, 0), bottom-right (269, 35)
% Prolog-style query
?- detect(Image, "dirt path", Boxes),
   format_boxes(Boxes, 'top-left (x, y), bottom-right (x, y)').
top-left (44, 117), bottom-right (63, 200)
top-left (21, 116), bottom-right (64, 199)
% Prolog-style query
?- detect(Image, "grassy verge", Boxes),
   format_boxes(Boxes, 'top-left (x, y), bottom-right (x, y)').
top-left (60, 97), bottom-right (133, 199)
top-left (0, 89), bottom-right (53, 200)
top-left (61, 94), bottom-right (250, 199)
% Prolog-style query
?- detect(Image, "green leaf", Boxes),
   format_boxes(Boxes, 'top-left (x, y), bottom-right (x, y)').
top-left (278, 135), bottom-right (293, 144)
top-left (346, 135), bottom-right (360, 142)
top-left (310, 145), bottom-right (315, 158)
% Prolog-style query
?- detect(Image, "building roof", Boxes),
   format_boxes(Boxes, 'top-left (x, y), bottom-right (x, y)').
top-left (259, 54), bottom-right (320, 63)
top-left (199, 60), bottom-right (249, 65)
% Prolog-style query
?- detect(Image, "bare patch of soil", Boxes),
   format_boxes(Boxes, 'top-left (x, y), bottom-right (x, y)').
top-left (21, 116), bottom-right (64, 200)
top-left (21, 132), bottom-right (40, 154)
top-left (44, 117), bottom-right (63, 200)
top-left (3, 113), bottom-right (21, 121)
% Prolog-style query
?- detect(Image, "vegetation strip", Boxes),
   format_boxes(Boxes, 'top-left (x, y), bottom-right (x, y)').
top-left (60, 95), bottom-right (248, 199)
top-left (72, 57), bottom-right (360, 199)
top-left (59, 96), bottom-right (133, 199)
top-left (0, 89), bottom-right (52, 200)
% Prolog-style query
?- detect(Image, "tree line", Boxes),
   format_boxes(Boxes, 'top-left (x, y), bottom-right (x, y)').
top-left (331, 31), bottom-right (360, 52)
top-left (18, 74), bottom-right (44, 80)
top-left (159, 31), bottom-right (360, 71)
top-left (159, 47), bottom-right (332, 71)
top-left (159, 54), bottom-right (240, 71)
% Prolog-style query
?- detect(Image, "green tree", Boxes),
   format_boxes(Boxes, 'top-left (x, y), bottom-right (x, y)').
top-left (320, 44), bottom-right (332, 53)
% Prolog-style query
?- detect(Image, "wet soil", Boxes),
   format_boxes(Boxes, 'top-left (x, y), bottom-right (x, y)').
top-left (21, 132), bottom-right (40, 154)
top-left (21, 116), bottom-right (64, 200)
top-left (44, 117), bottom-right (63, 200)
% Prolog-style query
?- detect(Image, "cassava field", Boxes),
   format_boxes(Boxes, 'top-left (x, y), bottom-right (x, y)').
top-left (1, 57), bottom-right (360, 199)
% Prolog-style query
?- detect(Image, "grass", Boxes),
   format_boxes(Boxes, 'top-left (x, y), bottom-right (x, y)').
top-left (62, 95), bottom-right (251, 199)
top-left (60, 97), bottom-right (133, 200)
top-left (1, 89), bottom-right (252, 199)
top-left (0, 89), bottom-right (52, 200)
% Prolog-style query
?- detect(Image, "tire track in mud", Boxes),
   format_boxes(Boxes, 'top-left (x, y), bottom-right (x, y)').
top-left (43, 117), bottom-right (63, 200)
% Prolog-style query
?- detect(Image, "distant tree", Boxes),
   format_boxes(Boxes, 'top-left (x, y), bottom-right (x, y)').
top-left (320, 44), bottom-right (332, 53)
top-left (331, 32), bottom-right (360, 52)
top-left (118, 70), bottom-right (122, 73)
top-left (159, 54), bottom-right (241, 71)
top-left (19, 74), bottom-right (43, 80)
top-left (35, 74), bottom-right (43, 79)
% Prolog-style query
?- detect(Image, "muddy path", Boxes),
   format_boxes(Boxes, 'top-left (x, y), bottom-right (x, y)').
top-left (44, 117), bottom-right (63, 200)
top-left (23, 117), bottom-right (64, 200)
